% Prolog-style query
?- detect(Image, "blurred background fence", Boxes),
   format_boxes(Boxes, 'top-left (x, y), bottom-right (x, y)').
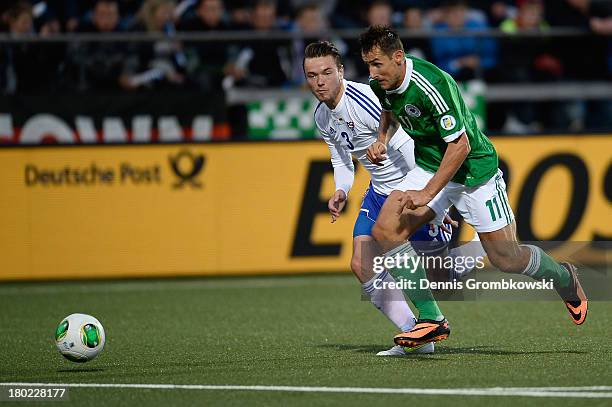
top-left (1, 0), bottom-right (611, 142)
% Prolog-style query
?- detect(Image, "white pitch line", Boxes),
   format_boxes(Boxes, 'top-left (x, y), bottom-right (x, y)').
top-left (501, 386), bottom-right (612, 391)
top-left (1, 383), bottom-right (611, 398)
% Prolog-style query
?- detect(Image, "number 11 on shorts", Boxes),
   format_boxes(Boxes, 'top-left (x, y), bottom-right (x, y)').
top-left (485, 196), bottom-right (503, 221)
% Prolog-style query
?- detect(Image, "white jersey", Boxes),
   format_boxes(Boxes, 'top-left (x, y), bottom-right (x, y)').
top-left (314, 79), bottom-right (415, 196)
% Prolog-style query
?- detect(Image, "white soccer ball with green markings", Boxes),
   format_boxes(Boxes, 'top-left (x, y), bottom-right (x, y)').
top-left (54, 313), bottom-right (105, 362)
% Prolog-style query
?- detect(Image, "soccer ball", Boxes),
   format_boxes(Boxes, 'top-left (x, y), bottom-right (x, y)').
top-left (54, 313), bottom-right (105, 363)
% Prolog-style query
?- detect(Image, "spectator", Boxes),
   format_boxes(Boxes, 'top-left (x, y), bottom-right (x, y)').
top-left (230, 0), bottom-right (291, 87)
top-left (290, 3), bottom-right (328, 82)
top-left (466, 0), bottom-right (517, 27)
top-left (499, 0), bottom-right (564, 132)
top-left (430, 0), bottom-right (498, 81)
top-left (0, 1), bottom-right (64, 93)
top-left (68, 0), bottom-right (127, 90)
top-left (225, 0), bottom-right (251, 28)
top-left (178, 0), bottom-right (225, 30)
top-left (289, 0), bottom-right (336, 21)
top-left (500, 0), bottom-right (549, 32)
top-left (350, 1), bottom-right (395, 79)
top-left (544, 0), bottom-right (607, 80)
top-left (402, 7), bottom-right (432, 59)
top-left (21, 0), bottom-right (63, 34)
top-left (328, 0), bottom-right (359, 28)
top-left (120, 0), bottom-right (188, 89)
top-left (288, 4), bottom-right (350, 85)
top-left (78, 0), bottom-right (122, 32)
top-left (18, 0), bottom-right (82, 32)
top-left (179, 0), bottom-right (234, 91)
top-left (366, 0), bottom-right (393, 27)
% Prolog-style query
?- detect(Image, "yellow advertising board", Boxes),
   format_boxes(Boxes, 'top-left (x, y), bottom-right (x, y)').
top-left (0, 136), bottom-right (610, 280)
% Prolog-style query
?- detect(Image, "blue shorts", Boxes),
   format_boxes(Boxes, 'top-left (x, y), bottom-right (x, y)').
top-left (353, 184), bottom-right (452, 253)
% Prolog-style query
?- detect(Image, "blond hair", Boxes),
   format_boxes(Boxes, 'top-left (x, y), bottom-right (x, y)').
top-left (137, 0), bottom-right (176, 32)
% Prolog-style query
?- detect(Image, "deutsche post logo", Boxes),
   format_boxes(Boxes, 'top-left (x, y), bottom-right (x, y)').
top-left (169, 150), bottom-right (205, 189)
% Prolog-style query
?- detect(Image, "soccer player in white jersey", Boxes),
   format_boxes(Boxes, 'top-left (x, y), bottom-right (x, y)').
top-left (303, 41), bottom-right (483, 356)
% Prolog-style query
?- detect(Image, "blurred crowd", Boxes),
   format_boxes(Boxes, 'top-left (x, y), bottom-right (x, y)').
top-left (1, 0), bottom-right (611, 132)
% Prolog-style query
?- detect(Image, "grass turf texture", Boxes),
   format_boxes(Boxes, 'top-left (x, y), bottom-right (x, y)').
top-left (1, 274), bottom-right (611, 406)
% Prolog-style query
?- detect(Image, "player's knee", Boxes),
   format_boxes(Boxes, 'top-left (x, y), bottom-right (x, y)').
top-left (372, 222), bottom-right (391, 242)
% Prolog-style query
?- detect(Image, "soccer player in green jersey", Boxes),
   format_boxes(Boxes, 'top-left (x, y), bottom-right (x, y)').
top-left (358, 26), bottom-right (587, 348)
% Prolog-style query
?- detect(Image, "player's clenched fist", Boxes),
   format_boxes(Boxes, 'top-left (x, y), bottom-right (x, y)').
top-left (328, 189), bottom-right (347, 223)
top-left (366, 141), bottom-right (387, 166)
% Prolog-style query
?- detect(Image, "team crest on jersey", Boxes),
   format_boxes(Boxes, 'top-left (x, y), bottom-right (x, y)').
top-left (405, 104), bottom-right (421, 117)
top-left (440, 115), bottom-right (457, 131)
top-left (347, 121), bottom-right (355, 129)
top-left (329, 127), bottom-right (336, 135)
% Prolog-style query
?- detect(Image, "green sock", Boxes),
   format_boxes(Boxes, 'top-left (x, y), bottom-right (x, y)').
top-left (523, 245), bottom-right (570, 288)
top-left (385, 242), bottom-right (443, 321)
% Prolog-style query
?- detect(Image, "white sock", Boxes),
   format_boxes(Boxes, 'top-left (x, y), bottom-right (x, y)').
top-left (448, 233), bottom-right (487, 278)
top-left (520, 244), bottom-right (541, 277)
top-left (362, 270), bottom-right (416, 332)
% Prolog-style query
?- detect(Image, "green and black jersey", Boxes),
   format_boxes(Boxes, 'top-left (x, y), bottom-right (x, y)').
top-left (370, 56), bottom-right (498, 186)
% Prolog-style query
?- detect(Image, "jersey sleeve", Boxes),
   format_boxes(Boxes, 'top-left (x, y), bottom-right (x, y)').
top-left (416, 72), bottom-right (466, 143)
top-left (315, 118), bottom-right (355, 194)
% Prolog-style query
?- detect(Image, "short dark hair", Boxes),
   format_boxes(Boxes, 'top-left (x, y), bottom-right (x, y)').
top-left (359, 25), bottom-right (404, 57)
top-left (303, 41), bottom-right (343, 70)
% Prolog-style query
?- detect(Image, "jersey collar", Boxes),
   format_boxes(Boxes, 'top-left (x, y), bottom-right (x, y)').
top-left (331, 79), bottom-right (348, 116)
top-left (386, 57), bottom-right (413, 95)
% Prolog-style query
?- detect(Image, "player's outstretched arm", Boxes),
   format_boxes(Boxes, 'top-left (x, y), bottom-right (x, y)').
top-left (424, 132), bottom-right (470, 197)
top-left (326, 139), bottom-right (353, 222)
top-left (401, 133), bottom-right (471, 210)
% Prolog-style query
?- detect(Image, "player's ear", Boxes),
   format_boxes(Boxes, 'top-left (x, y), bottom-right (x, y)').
top-left (338, 64), bottom-right (344, 80)
top-left (393, 49), bottom-right (404, 64)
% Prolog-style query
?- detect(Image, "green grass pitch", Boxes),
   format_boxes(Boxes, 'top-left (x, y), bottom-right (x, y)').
top-left (1, 274), bottom-right (611, 406)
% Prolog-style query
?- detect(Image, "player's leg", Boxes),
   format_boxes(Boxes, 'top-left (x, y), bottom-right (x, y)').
top-left (371, 168), bottom-right (453, 347)
top-left (372, 194), bottom-right (445, 320)
top-left (352, 235), bottom-right (416, 333)
top-left (410, 217), bottom-right (485, 282)
top-left (456, 170), bottom-right (587, 325)
top-left (478, 223), bottom-right (587, 325)
top-left (411, 220), bottom-right (485, 281)
top-left (352, 188), bottom-right (434, 355)
top-left (354, 236), bottom-right (434, 356)
top-left (371, 192), bottom-right (434, 245)
top-left (448, 233), bottom-right (487, 279)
